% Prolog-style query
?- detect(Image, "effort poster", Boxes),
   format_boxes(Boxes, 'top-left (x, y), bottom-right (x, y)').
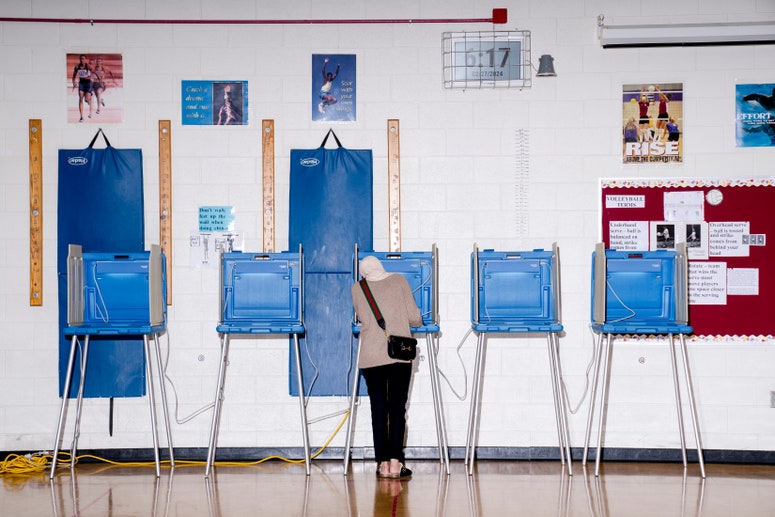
top-left (736, 83), bottom-right (775, 147)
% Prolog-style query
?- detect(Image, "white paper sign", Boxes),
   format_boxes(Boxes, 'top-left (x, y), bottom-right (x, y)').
top-left (688, 261), bottom-right (727, 305)
top-left (609, 221), bottom-right (649, 250)
top-left (605, 195), bottom-right (645, 209)
top-left (727, 268), bottom-right (759, 296)
top-left (708, 222), bottom-right (750, 257)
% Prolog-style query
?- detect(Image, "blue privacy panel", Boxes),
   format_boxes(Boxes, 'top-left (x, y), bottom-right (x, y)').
top-left (217, 251), bottom-right (304, 334)
top-left (592, 249), bottom-right (676, 324)
top-left (288, 136), bottom-right (372, 396)
top-left (473, 250), bottom-right (556, 322)
top-left (58, 138), bottom-right (146, 398)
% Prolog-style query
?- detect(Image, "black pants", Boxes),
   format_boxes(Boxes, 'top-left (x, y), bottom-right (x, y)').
top-left (361, 362), bottom-right (412, 463)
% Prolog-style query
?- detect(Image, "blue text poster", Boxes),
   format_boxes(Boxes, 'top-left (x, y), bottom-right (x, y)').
top-left (182, 81), bottom-right (248, 126)
top-left (736, 83), bottom-right (775, 147)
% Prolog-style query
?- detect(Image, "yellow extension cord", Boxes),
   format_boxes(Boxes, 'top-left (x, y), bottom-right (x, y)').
top-left (1, 410), bottom-right (349, 476)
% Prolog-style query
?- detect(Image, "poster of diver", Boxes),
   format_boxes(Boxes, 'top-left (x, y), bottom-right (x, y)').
top-left (736, 83), bottom-right (775, 147)
top-left (312, 54), bottom-right (356, 122)
top-left (622, 83), bottom-right (683, 164)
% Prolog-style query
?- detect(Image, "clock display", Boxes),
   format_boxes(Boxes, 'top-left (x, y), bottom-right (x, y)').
top-left (453, 40), bottom-right (522, 82)
top-left (443, 31), bottom-right (532, 89)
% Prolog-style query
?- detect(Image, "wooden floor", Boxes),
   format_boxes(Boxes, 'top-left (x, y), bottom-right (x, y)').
top-left (8, 459), bottom-right (775, 516)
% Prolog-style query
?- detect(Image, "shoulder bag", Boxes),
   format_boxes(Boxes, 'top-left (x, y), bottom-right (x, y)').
top-left (359, 278), bottom-right (417, 361)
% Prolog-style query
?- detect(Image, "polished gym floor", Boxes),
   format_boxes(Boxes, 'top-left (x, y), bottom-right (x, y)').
top-left (6, 459), bottom-right (775, 516)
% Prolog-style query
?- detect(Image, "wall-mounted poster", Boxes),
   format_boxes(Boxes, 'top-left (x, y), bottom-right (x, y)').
top-left (312, 54), bottom-right (356, 122)
top-left (67, 53), bottom-right (124, 124)
top-left (622, 83), bottom-right (683, 164)
top-left (736, 83), bottom-right (775, 147)
top-left (181, 81), bottom-right (248, 126)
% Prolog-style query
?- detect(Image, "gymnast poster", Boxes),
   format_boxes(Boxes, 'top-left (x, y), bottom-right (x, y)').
top-left (736, 83), bottom-right (775, 147)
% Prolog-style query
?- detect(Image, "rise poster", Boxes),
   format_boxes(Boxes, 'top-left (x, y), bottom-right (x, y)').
top-left (622, 83), bottom-right (683, 164)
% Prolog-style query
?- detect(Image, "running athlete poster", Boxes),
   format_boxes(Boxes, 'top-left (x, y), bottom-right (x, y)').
top-left (312, 54), bottom-right (356, 122)
top-left (736, 83), bottom-right (775, 147)
top-left (622, 83), bottom-right (683, 164)
top-left (66, 53), bottom-right (124, 124)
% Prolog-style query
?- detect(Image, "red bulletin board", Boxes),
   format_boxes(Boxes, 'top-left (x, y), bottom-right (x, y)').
top-left (600, 177), bottom-right (775, 338)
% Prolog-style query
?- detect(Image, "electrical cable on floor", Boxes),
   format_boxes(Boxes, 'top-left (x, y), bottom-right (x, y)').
top-left (2, 408), bottom-right (349, 475)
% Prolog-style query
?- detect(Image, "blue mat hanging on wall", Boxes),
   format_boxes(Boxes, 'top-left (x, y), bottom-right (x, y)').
top-left (289, 130), bottom-right (373, 396)
top-left (57, 129), bottom-right (146, 398)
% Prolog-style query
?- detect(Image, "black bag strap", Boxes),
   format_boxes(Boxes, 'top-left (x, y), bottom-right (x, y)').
top-left (88, 128), bottom-right (112, 148)
top-left (359, 278), bottom-right (386, 331)
top-left (320, 128), bottom-right (342, 148)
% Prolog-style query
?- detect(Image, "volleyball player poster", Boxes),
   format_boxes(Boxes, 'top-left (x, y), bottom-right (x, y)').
top-left (622, 83), bottom-right (684, 164)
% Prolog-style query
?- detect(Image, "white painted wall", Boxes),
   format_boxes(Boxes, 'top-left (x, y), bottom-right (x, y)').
top-left (1, 0), bottom-right (774, 457)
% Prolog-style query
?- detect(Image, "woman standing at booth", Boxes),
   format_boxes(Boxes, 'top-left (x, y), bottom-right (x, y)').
top-left (351, 256), bottom-right (422, 479)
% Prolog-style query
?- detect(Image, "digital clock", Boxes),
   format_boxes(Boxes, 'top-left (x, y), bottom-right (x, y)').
top-left (443, 31), bottom-right (532, 89)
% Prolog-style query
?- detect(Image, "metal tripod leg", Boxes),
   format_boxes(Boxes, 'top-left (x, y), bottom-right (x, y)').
top-left (594, 333), bottom-right (613, 476)
top-left (465, 332), bottom-right (487, 475)
top-left (342, 334), bottom-right (362, 476)
top-left (678, 334), bottom-right (706, 478)
top-left (205, 333), bottom-right (231, 478)
top-left (50, 335), bottom-right (80, 479)
top-left (668, 334), bottom-right (689, 468)
top-left (547, 333), bottom-right (573, 475)
top-left (69, 336), bottom-right (91, 470)
top-left (582, 331), bottom-right (605, 467)
top-left (292, 333), bottom-right (311, 475)
top-left (151, 333), bottom-right (175, 469)
top-left (425, 333), bottom-right (450, 474)
top-left (144, 335), bottom-right (162, 477)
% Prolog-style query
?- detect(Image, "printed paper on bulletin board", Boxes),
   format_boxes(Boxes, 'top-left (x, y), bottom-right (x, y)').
top-left (600, 177), bottom-right (775, 338)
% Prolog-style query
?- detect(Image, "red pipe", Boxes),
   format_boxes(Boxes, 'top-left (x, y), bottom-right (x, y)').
top-left (0, 8), bottom-right (507, 26)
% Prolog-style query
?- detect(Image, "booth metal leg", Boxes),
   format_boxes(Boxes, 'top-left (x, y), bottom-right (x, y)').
top-left (678, 334), bottom-right (706, 478)
top-left (585, 332), bottom-right (705, 478)
top-left (547, 333), bottom-right (573, 475)
top-left (292, 333), bottom-right (311, 475)
top-left (69, 336), bottom-right (91, 468)
top-left (151, 333), bottom-right (175, 469)
top-left (668, 334), bottom-right (689, 468)
top-left (143, 335), bottom-right (162, 477)
top-left (342, 334), bottom-right (362, 476)
top-left (205, 334), bottom-right (231, 477)
top-left (465, 333), bottom-right (487, 475)
top-left (582, 331), bottom-right (605, 467)
top-left (425, 334), bottom-right (450, 474)
top-left (50, 335), bottom-right (80, 479)
top-left (594, 333), bottom-right (613, 476)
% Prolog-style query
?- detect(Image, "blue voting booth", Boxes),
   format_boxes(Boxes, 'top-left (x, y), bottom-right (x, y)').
top-left (51, 245), bottom-right (173, 478)
top-left (582, 243), bottom-right (705, 477)
top-left (465, 244), bottom-right (572, 476)
top-left (342, 246), bottom-right (449, 475)
top-left (205, 247), bottom-right (310, 476)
